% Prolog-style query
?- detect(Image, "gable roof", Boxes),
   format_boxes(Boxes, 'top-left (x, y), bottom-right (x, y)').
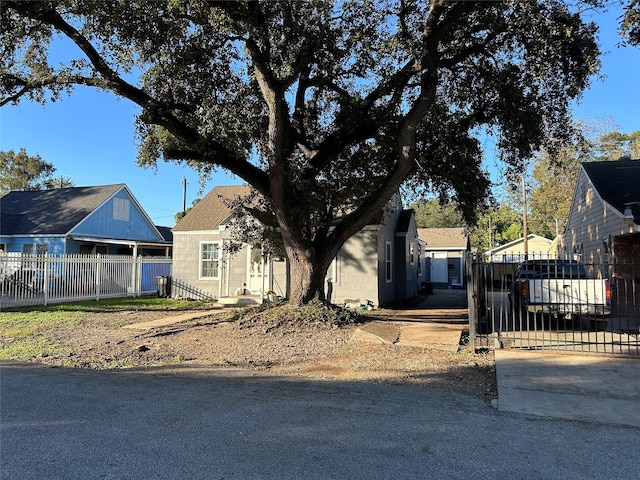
top-left (155, 226), bottom-right (174, 242)
top-left (173, 185), bottom-right (251, 232)
top-left (395, 210), bottom-right (415, 235)
top-left (485, 234), bottom-right (553, 255)
top-left (0, 184), bottom-right (125, 235)
top-left (582, 157), bottom-right (640, 224)
top-left (417, 228), bottom-right (468, 249)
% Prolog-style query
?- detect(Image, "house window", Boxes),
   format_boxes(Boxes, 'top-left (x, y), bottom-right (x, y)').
top-left (113, 198), bottom-right (130, 221)
top-left (410, 242), bottom-right (415, 265)
top-left (21, 243), bottom-right (48, 255)
top-left (385, 241), bottom-right (392, 283)
top-left (200, 242), bottom-right (221, 279)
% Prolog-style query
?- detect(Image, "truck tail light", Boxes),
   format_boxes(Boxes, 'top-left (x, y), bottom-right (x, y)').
top-left (521, 281), bottom-right (529, 303)
top-left (605, 280), bottom-right (611, 305)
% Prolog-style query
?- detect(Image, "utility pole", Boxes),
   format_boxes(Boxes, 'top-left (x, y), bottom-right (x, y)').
top-left (182, 177), bottom-right (187, 214)
top-left (522, 175), bottom-right (528, 260)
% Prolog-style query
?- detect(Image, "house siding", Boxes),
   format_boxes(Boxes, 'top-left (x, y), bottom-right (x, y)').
top-left (172, 231), bottom-right (269, 299)
top-left (1, 237), bottom-right (66, 256)
top-left (561, 168), bottom-right (636, 266)
top-left (171, 189), bottom-right (420, 306)
top-left (171, 231), bottom-right (225, 299)
top-left (72, 189), bottom-right (162, 242)
top-left (487, 235), bottom-right (554, 262)
top-left (329, 229), bottom-right (379, 306)
top-left (377, 202), bottom-right (402, 306)
top-left (270, 259), bottom-right (288, 298)
top-left (394, 216), bottom-right (419, 301)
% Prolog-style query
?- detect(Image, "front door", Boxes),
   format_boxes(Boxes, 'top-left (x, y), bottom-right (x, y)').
top-left (431, 252), bottom-right (448, 283)
top-left (246, 246), bottom-right (268, 294)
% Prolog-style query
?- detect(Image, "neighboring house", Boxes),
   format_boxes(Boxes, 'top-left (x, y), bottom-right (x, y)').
top-left (484, 234), bottom-right (554, 263)
top-left (417, 228), bottom-right (469, 288)
top-left (0, 184), bottom-right (171, 257)
top-left (559, 157), bottom-right (640, 266)
top-left (558, 157), bottom-right (640, 323)
top-left (171, 185), bottom-right (422, 306)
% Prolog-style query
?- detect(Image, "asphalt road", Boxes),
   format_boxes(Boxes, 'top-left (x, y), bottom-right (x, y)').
top-left (2, 362), bottom-right (640, 479)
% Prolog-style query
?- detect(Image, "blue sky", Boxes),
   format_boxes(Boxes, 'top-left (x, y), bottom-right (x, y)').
top-left (1, 6), bottom-right (638, 226)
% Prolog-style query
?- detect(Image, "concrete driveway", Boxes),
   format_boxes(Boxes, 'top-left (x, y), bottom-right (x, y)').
top-left (2, 361), bottom-right (640, 480)
top-left (398, 289), bottom-right (640, 429)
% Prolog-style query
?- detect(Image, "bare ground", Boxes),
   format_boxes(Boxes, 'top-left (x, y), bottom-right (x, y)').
top-left (9, 308), bottom-right (497, 403)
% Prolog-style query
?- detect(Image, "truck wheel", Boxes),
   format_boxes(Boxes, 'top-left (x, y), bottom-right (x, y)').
top-left (590, 319), bottom-right (608, 331)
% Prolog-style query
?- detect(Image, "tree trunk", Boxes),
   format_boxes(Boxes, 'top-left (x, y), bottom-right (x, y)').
top-left (285, 243), bottom-right (333, 306)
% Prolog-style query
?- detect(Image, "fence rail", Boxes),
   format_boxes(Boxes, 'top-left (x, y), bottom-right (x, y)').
top-left (0, 253), bottom-right (172, 308)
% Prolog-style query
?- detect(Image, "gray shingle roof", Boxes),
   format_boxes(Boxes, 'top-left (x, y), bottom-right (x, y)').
top-left (0, 184), bottom-right (124, 235)
top-left (417, 227), bottom-right (468, 249)
top-left (172, 185), bottom-right (252, 231)
top-left (582, 158), bottom-right (640, 224)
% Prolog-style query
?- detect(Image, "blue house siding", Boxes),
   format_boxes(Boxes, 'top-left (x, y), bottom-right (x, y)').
top-left (1, 185), bottom-right (169, 257)
top-left (0, 236), bottom-right (66, 256)
top-left (72, 189), bottom-right (162, 241)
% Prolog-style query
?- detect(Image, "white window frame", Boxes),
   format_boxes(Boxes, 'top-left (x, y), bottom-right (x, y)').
top-left (409, 242), bottom-right (415, 265)
top-left (199, 241), bottom-right (221, 279)
top-left (385, 241), bottom-right (392, 283)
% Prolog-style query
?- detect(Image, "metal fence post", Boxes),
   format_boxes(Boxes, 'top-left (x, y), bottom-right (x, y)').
top-left (466, 252), bottom-right (476, 352)
top-left (135, 256), bottom-right (141, 297)
top-left (43, 254), bottom-right (49, 307)
top-left (95, 254), bottom-right (101, 301)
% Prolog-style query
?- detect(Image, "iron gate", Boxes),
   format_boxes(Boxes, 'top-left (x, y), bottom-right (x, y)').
top-left (468, 254), bottom-right (640, 356)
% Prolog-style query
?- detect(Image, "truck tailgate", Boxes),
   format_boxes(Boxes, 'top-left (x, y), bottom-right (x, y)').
top-left (529, 279), bottom-right (608, 307)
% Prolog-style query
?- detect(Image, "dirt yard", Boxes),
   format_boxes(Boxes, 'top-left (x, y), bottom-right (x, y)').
top-left (12, 307), bottom-right (497, 403)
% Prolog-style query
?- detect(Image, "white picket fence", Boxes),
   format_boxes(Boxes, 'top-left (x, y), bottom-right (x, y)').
top-left (0, 253), bottom-right (172, 308)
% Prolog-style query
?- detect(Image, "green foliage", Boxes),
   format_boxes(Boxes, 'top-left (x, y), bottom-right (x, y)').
top-left (43, 175), bottom-right (74, 189)
top-left (3, 297), bottom-right (211, 314)
top-left (468, 204), bottom-right (523, 252)
top-left (1, 0), bottom-right (604, 303)
top-left (0, 148), bottom-right (56, 195)
top-left (0, 310), bottom-right (84, 360)
top-left (0, 297), bottom-right (213, 362)
top-left (412, 198), bottom-right (465, 229)
top-left (0, 310), bottom-right (85, 339)
top-left (596, 131), bottom-right (640, 161)
top-left (620, 0), bottom-right (640, 45)
top-left (0, 336), bottom-right (73, 361)
top-left (528, 127), bottom-right (639, 238)
top-left (174, 198), bottom-right (201, 225)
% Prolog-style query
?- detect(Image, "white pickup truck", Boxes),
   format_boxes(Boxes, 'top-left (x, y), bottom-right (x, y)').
top-left (509, 260), bottom-right (611, 330)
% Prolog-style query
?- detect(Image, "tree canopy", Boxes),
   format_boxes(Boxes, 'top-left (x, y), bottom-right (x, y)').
top-left (0, 148), bottom-right (64, 195)
top-left (528, 128), bottom-right (640, 238)
top-left (1, 0), bottom-right (604, 304)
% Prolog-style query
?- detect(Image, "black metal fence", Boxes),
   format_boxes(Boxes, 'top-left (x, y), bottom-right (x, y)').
top-left (469, 254), bottom-right (640, 356)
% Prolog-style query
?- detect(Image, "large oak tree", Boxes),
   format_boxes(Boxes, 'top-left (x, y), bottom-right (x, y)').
top-left (2, 0), bottom-right (602, 304)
